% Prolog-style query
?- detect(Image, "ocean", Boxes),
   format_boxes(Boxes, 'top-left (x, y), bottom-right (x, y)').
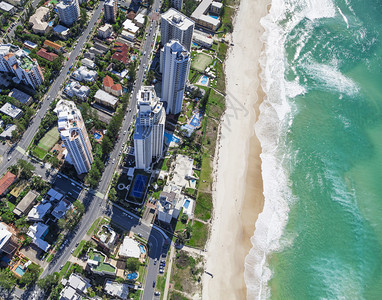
top-left (245, 0), bottom-right (382, 298)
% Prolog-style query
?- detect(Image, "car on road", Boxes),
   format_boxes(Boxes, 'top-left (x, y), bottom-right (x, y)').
top-left (7, 157), bottom-right (11, 161)
top-left (71, 248), bottom-right (75, 254)
top-left (75, 242), bottom-right (79, 247)
top-left (154, 258), bottom-right (157, 265)
top-left (123, 130), bottom-right (126, 135)
top-left (59, 265), bottom-right (63, 270)
top-left (152, 280), bottom-right (156, 288)
top-left (159, 269), bottom-right (164, 274)
top-left (154, 291), bottom-right (161, 296)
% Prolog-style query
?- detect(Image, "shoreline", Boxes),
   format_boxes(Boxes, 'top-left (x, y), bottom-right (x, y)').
top-left (202, 0), bottom-right (269, 298)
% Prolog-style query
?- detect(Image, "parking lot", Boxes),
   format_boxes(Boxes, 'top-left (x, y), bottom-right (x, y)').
top-left (53, 174), bottom-right (83, 200)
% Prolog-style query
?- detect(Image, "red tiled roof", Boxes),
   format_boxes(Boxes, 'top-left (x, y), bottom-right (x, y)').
top-left (44, 40), bottom-right (62, 50)
top-left (112, 83), bottom-right (122, 91)
top-left (0, 172), bottom-right (16, 195)
top-left (37, 48), bottom-right (58, 62)
top-left (112, 43), bottom-right (129, 64)
top-left (103, 75), bottom-right (114, 87)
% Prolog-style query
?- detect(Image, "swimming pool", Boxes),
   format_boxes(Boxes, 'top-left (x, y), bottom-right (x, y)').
top-left (164, 132), bottom-right (180, 144)
top-left (190, 113), bottom-right (202, 128)
top-left (132, 55), bottom-right (136, 61)
top-left (184, 199), bottom-right (190, 209)
top-left (139, 244), bottom-right (146, 254)
top-left (48, 21), bottom-right (53, 26)
top-left (200, 75), bottom-right (208, 85)
top-left (23, 48), bottom-right (31, 54)
top-left (126, 272), bottom-right (138, 280)
top-left (209, 14), bottom-right (219, 19)
top-left (94, 132), bottom-right (102, 140)
top-left (193, 42), bottom-right (198, 47)
top-left (15, 266), bottom-right (25, 276)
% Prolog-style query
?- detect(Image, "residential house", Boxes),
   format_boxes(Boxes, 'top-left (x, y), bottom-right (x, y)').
top-left (13, 190), bottom-right (39, 217)
top-left (60, 274), bottom-right (91, 300)
top-left (27, 202), bottom-right (52, 222)
top-left (0, 223), bottom-right (18, 255)
top-left (126, 11), bottom-right (136, 20)
top-left (118, 236), bottom-right (140, 258)
top-left (0, 103), bottom-right (23, 119)
top-left (103, 75), bottom-right (122, 97)
top-left (28, 7), bottom-right (50, 34)
top-left (72, 66), bottom-right (97, 82)
top-left (112, 42), bottom-right (129, 64)
top-left (193, 31), bottom-right (213, 48)
top-left (53, 24), bottom-right (70, 40)
top-left (0, 2), bottom-right (15, 15)
top-left (0, 125), bottom-right (16, 140)
top-left (51, 199), bottom-right (72, 220)
top-left (8, 88), bottom-right (33, 105)
top-left (81, 58), bottom-right (96, 69)
top-left (43, 40), bottom-right (64, 53)
top-left (133, 13), bottom-right (145, 27)
top-left (104, 281), bottom-right (129, 300)
top-left (94, 90), bottom-right (118, 110)
top-left (64, 81), bottom-right (90, 101)
top-left (37, 48), bottom-right (58, 62)
top-left (121, 30), bottom-right (135, 42)
top-left (27, 222), bottom-right (50, 251)
top-left (46, 188), bottom-right (64, 201)
top-left (122, 19), bottom-right (139, 35)
top-left (23, 40), bottom-right (38, 50)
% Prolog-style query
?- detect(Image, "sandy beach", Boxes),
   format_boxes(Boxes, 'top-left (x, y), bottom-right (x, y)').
top-left (202, 0), bottom-right (269, 299)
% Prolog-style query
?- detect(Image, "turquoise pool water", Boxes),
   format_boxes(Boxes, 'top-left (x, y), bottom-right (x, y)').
top-left (184, 199), bottom-right (190, 209)
top-left (127, 272), bottom-right (138, 280)
top-left (164, 132), bottom-right (180, 144)
top-left (23, 49), bottom-right (31, 54)
top-left (94, 132), bottom-right (101, 140)
top-left (15, 266), bottom-right (25, 276)
top-left (200, 75), bottom-right (208, 85)
top-left (209, 14), bottom-right (219, 19)
top-left (48, 21), bottom-right (53, 26)
top-left (139, 245), bottom-right (145, 254)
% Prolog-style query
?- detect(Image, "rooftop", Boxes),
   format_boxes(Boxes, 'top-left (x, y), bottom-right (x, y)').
top-left (162, 8), bottom-right (195, 30)
top-left (44, 40), bottom-right (63, 50)
top-left (0, 103), bottom-right (22, 119)
top-left (191, 0), bottom-right (213, 18)
top-left (0, 172), bottom-right (16, 195)
top-left (118, 236), bottom-right (140, 258)
top-left (94, 89), bottom-right (118, 106)
top-left (37, 48), bottom-right (58, 62)
top-left (13, 190), bottom-right (39, 217)
top-left (8, 88), bottom-right (32, 105)
top-left (0, 1), bottom-right (14, 12)
top-left (104, 281), bottom-right (129, 299)
top-left (27, 202), bottom-right (52, 221)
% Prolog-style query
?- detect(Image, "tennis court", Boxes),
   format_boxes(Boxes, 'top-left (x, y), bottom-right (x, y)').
top-left (130, 174), bottom-right (148, 199)
top-left (191, 53), bottom-right (213, 72)
top-left (37, 127), bottom-right (60, 152)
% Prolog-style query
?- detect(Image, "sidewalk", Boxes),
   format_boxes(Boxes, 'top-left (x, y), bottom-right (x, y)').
top-left (162, 244), bottom-right (176, 300)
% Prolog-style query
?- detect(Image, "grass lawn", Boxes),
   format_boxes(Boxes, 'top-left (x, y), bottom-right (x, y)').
top-left (6, 201), bottom-right (15, 211)
top-left (191, 53), bottom-right (213, 73)
top-left (194, 192), bottom-right (213, 221)
top-left (156, 272), bottom-right (167, 298)
top-left (198, 154), bottom-right (212, 191)
top-left (87, 217), bottom-right (101, 236)
top-left (31, 146), bottom-right (48, 160)
top-left (188, 221), bottom-right (209, 249)
top-left (58, 262), bottom-right (71, 278)
top-left (37, 126), bottom-right (59, 152)
top-left (72, 240), bottom-right (85, 257)
top-left (46, 253), bottom-right (54, 263)
top-left (170, 291), bottom-right (189, 300)
top-left (175, 219), bottom-right (187, 233)
top-left (161, 158), bottom-right (169, 171)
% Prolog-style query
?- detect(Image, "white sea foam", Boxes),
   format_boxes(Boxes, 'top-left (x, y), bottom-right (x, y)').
top-left (244, 0), bottom-right (338, 298)
top-left (303, 60), bottom-right (359, 96)
top-left (338, 7), bottom-right (349, 28)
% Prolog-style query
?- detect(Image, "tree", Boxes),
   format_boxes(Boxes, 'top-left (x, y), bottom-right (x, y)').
top-left (108, 188), bottom-right (116, 202)
top-left (0, 269), bottom-right (16, 290)
top-left (57, 218), bottom-right (66, 230)
top-left (126, 257), bottom-right (140, 272)
top-left (73, 200), bottom-right (85, 215)
top-left (87, 287), bottom-right (96, 298)
top-left (37, 272), bottom-right (59, 293)
top-left (22, 236), bottom-right (32, 246)
top-left (101, 135), bottom-right (113, 155)
top-left (1, 211), bottom-right (14, 224)
top-left (20, 263), bottom-right (41, 286)
top-left (180, 213), bottom-right (188, 224)
top-left (17, 159), bottom-right (35, 179)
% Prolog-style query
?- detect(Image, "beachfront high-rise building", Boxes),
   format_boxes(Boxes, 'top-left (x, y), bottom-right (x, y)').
top-left (57, 0), bottom-right (80, 26)
top-left (161, 40), bottom-right (190, 115)
top-left (104, 0), bottom-right (117, 23)
top-left (170, 0), bottom-right (183, 11)
top-left (134, 86), bottom-right (166, 170)
top-left (54, 100), bottom-right (93, 174)
top-left (160, 8), bottom-right (194, 51)
top-left (0, 44), bottom-right (44, 89)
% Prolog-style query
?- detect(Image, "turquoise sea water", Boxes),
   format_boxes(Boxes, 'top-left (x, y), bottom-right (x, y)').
top-left (245, 0), bottom-right (382, 298)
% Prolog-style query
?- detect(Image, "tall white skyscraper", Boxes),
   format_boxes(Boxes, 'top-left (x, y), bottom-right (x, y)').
top-left (54, 100), bottom-right (93, 174)
top-left (104, 0), bottom-right (117, 23)
top-left (0, 44), bottom-right (44, 89)
top-left (161, 40), bottom-right (190, 115)
top-left (160, 8), bottom-right (194, 51)
top-left (57, 0), bottom-right (80, 26)
top-left (134, 86), bottom-right (166, 170)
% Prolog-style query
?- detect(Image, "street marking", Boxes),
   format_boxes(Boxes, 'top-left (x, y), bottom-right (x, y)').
top-left (16, 146), bottom-right (26, 155)
top-left (96, 191), bottom-right (104, 198)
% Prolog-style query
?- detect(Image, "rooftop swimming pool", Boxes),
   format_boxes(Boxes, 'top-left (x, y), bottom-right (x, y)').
top-left (15, 266), bottom-right (25, 276)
